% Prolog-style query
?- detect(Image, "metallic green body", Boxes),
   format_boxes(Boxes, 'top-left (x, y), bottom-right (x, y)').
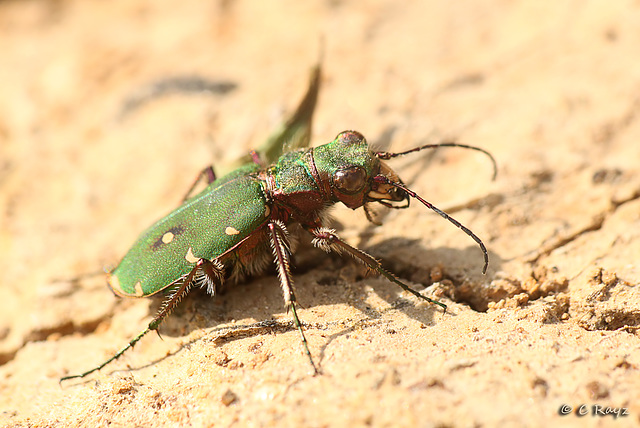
top-left (108, 133), bottom-right (380, 298)
top-left (109, 64), bottom-right (322, 298)
top-left (109, 173), bottom-right (268, 297)
top-left (62, 62), bottom-right (493, 382)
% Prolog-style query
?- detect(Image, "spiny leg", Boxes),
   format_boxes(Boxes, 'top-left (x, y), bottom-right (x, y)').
top-left (194, 258), bottom-right (226, 296)
top-left (60, 258), bottom-right (224, 382)
top-left (308, 227), bottom-right (447, 312)
top-left (267, 221), bottom-right (318, 375)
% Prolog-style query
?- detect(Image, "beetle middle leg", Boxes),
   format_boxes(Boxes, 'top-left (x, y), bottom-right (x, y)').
top-left (308, 227), bottom-right (447, 312)
top-left (267, 220), bottom-right (319, 375)
top-left (182, 166), bottom-right (217, 201)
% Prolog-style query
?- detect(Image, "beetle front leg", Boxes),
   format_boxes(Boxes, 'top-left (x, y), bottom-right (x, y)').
top-left (267, 221), bottom-right (319, 375)
top-left (308, 227), bottom-right (447, 312)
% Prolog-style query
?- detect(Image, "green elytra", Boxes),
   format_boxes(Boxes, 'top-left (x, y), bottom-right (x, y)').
top-left (109, 64), bottom-right (323, 298)
top-left (61, 65), bottom-right (497, 381)
top-left (109, 131), bottom-right (381, 297)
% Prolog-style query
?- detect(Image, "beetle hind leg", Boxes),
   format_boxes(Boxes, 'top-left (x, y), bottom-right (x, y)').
top-left (194, 258), bottom-right (225, 296)
top-left (60, 258), bottom-right (225, 382)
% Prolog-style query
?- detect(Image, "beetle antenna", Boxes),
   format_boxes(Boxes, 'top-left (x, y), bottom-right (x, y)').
top-left (376, 143), bottom-right (497, 180)
top-left (372, 175), bottom-right (489, 274)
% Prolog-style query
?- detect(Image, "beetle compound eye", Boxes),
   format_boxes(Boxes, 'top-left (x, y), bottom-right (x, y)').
top-left (333, 166), bottom-right (367, 194)
top-left (336, 130), bottom-right (365, 146)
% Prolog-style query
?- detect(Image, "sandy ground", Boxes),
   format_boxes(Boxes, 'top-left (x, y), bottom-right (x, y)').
top-left (1, 1), bottom-right (640, 427)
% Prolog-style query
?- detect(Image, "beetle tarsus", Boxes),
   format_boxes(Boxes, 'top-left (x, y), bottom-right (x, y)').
top-left (61, 259), bottom-right (215, 382)
top-left (268, 221), bottom-right (319, 374)
top-left (60, 325), bottom-right (153, 382)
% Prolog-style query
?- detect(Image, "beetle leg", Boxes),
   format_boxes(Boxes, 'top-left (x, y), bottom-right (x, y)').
top-left (194, 258), bottom-right (225, 296)
top-left (267, 221), bottom-right (319, 375)
top-left (363, 202), bottom-right (383, 226)
top-left (182, 166), bottom-right (217, 202)
top-left (61, 258), bottom-right (221, 382)
top-left (248, 150), bottom-right (264, 166)
top-left (308, 227), bottom-right (447, 312)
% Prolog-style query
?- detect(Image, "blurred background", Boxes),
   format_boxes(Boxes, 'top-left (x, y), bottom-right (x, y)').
top-left (1, 1), bottom-right (639, 426)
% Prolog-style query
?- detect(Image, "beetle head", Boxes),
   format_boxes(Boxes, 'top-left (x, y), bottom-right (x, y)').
top-left (314, 130), bottom-right (495, 274)
top-left (313, 130), bottom-right (410, 209)
top-left (314, 131), bottom-right (392, 209)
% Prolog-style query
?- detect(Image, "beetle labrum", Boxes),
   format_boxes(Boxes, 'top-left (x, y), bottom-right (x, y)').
top-left (61, 67), bottom-right (496, 381)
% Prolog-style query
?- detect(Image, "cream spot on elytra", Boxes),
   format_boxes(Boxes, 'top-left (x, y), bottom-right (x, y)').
top-left (134, 282), bottom-right (144, 297)
top-left (108, 275), bottom-right (121, 294)
top-left (225, 226), bottom-right (240, 236)
top-left (161, 231), bottom-right (174, 244)
top-left (185, 247), bottom-right (199, 263)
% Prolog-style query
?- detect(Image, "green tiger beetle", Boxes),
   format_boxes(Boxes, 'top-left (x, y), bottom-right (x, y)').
top-left (61, 65), bottom-right (496, 381)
